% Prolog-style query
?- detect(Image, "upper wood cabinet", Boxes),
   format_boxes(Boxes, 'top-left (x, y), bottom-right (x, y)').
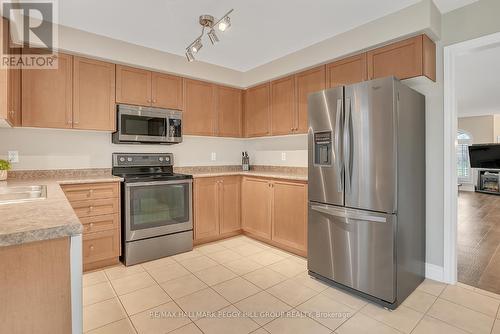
top-left (22, 53), bottom-right (73, 129)
top-left (115, 65), bottom-right (151, 106)
top-left (245, 83), bottom-right (270, 137)
top-left (216, 85), bottom-right (242, 137)
top-left (296, 66), bottom-right (326, 133)
top-left (271, 75), bottom-right (296, 136)
top-left (241, 177), bottom-right (272, 239)
top-left (367, 35), bottom-right (436, 81)
top-left (151, 72), bottom-right (183, 109)
top-left (116, 65), bottom-right (183, 109)
top-left (327, 53), bottom-right (367, 89)
top-left (194, 176), bottom-right (241, 243)
top-left (0, 18), bottom-right (21, 127)
top-left (184, 79), bottom-right (216, 136)
top-left (271, 180), bottom-right (307, 253)
top-left (73, 57), bottom-right (116, 131)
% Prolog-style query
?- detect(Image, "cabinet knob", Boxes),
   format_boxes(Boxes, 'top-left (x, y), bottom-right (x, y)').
top-left (89, 245), bottom-right (94, 251)
top-left (153, 99), bottom-right (157, 103)
top-left (89, 206), bottom-right (94, 212)
top-left (89, 223), bottom-right (94, 229)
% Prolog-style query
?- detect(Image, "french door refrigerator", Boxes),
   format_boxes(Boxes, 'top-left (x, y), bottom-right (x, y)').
top-left (307, 76), bottom-right (426, 309)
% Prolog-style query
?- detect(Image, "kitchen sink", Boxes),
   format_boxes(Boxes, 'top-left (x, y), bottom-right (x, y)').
top-left (0, 185), bottom-right (47, 204)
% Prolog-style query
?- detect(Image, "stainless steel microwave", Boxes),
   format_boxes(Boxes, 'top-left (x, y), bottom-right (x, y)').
top-left (112, 104), bottom-right (182, 144)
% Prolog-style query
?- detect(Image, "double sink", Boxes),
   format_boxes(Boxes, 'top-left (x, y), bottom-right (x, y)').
top-left (0, 185), bottom-right (47, 204)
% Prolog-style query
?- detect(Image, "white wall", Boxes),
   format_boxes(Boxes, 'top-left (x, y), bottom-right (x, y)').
top-left (0, 128), bottom-right (244, 169)
top-left (458, 116), bottom-right (495, 144)
top-left (0, 128), bottom-right (311, 170)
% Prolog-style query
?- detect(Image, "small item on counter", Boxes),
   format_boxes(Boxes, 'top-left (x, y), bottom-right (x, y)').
top-left (0, 159), bottom-right (11, 181)
top-left (242, 152), bottom-right (250, 171)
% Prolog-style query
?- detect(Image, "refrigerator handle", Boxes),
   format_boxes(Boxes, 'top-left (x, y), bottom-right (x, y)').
top-left (343, 98), bottom-right (352, 187)
top-left (311, 204), bottom-right (387, 223)
top-left (335, 98), bottom-right (344, 192)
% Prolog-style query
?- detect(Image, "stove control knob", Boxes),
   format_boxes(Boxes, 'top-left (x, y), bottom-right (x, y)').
top-left (159, 157), bottom-right (164, 162)
top-left (127, 157), bottom-right (133, 162)
top-left (165, 156), bottom-right (170, 162)
top-left (119, 157), bottom-right (125, 162)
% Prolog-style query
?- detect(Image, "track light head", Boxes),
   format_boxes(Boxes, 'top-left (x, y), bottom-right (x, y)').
top-left (190, 39), bottom-right (203, 54)
top-left (207, 29), bottom-right (219, 45)
top-left (185, 49), bottom-right (195, 62)
top-left (218, 16), bottom-right (231, 32)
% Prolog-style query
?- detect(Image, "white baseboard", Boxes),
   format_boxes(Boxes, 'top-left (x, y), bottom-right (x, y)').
top-left (425, 263), bottom-right (445, 282)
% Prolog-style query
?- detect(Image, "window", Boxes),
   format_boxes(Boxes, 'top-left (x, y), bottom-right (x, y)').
top-left (457, 130), bottom-right (472, 183)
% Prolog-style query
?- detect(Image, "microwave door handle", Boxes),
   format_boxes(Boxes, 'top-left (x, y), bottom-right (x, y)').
top-left (335, 98), bottom-right (343, 192)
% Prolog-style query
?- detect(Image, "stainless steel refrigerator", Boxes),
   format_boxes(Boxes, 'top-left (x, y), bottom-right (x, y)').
top-left (307, 76), bottom-right (426, 309)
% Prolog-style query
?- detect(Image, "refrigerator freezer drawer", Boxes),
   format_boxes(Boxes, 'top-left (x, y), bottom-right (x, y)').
top-left (308, 203), bottom-right (396, 303)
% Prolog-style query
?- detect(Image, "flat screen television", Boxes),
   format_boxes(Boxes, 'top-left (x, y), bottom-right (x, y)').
top-left (469, 144), bottom-right (500, 169)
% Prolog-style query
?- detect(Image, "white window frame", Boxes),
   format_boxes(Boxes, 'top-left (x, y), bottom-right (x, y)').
top-left (456, 130), bottom-right (472, 184)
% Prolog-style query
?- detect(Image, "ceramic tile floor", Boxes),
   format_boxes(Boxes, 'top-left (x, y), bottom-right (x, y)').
top-left (83, 235), bottom-right (500, 334)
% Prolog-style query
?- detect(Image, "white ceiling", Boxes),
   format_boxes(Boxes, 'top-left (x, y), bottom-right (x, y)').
top-left (434, 0), bottom-right (479, 13)
top-left (456, 43), bottom-right (500, 117)
top-left (59, 0), bottom-right (477, 71)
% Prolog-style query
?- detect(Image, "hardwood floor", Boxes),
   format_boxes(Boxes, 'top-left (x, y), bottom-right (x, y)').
top-left (458, 191), bottom-right (500, 293)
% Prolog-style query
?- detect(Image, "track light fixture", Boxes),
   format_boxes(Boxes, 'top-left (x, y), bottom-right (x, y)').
top-left (185, 9), bottom-right (233, 62)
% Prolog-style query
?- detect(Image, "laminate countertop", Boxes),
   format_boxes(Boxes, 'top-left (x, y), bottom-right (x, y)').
top-left (0, 175), bottom-right (122, 247)
top-left (189, 170), bottom-right (308, 181)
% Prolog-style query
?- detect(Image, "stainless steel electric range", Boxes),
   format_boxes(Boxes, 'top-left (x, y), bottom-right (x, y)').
top-left (112, 153), bottom-right (193, 266)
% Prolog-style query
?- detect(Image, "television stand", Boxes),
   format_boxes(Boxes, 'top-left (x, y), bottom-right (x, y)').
top-left (476, 170), bottom-right (500, 195)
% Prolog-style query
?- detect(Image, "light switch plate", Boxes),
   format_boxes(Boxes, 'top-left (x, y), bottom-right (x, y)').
top-left (281, 152), bottom-right (286, 161)
top-left (8, 151), bottom-right (19, 163)
top-left (211, 152), bottom-right (216, 161)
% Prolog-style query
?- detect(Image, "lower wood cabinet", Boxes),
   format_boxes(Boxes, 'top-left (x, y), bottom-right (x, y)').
top-left (241, 177), bottom-right (272, 239)
top-left (0, 237), bottom-right (71, 334)
top-left (61, 181), bottom-right (121, 271)
top-left (194, 176), bottom-right (241, 243)
top-left (242, 177), bottom-right (307, 255)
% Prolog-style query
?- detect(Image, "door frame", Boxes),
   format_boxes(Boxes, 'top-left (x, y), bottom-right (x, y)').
top-left (443, 31), bottom-right (500, 284)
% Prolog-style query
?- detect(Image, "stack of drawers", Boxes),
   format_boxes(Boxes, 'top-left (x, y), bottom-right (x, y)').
top-left (61, 182), bottom-right (121, 271)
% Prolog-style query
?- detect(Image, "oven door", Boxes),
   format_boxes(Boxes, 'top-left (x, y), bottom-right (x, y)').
top-left (124, 179), bottom-right (192, 241)
top-left (118, 109), bottom-right (168, 143)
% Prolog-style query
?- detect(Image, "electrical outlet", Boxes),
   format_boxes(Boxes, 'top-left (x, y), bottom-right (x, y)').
top-left (281, 152), bottom-right (286, 161)
top-left (8, 151), bottom-right (19, 163)
top-left (211, 152), bottom-right (216, 161)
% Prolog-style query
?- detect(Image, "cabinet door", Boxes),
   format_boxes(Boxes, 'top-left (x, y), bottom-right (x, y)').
top-left (242, 177), bottom-right (271, 239)
top-left (367, 35), bottom-right (431, 81)
top-left (295, 66), bottom-right (325, 134)
top-left (220, 176), bottom-right (241, 234)
top-left (245, 83), bottom-right (270, 137)
top-left (216, 85), bottom-right (242, 137)
top-left (73, 57), bottom-right (116, 131)
top-left (326, 53), bottom-right (367, 89)
top-left (22, 53), bottom-right (73, 128)
top-left (116, 65), bottom-right (152, 106)
top-left (271, 181), bottom-right (307, 252)
top-left (6, 63), bottom-right (21, 126)
top-left (184, 79), bottom-right (216, 136)
top-left (151, 72), bottom-right (183, 110)
top-left (194, 178), bottom-right (220, 240)
top-left (271, 75), bottom-right (295, 135)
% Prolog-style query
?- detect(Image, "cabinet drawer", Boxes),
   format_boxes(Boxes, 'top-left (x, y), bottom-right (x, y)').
top-left (83, 229), bottom-right (120, 264)
top-left (80, 214), bottom-right (119, 234)
top-left (62, 182), bottom-right (119, 202)
top-left (70, 198), bottom-right (119, 218)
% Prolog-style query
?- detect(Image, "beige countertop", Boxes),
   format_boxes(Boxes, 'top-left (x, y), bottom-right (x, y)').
top-left (189, 170), bottom-right (308, 181)
top-left (0, 175), bottom-right (122, 247)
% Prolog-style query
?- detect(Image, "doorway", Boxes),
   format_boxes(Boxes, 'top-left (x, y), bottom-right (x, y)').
top-left (444, 31), bottom-right (500, 293)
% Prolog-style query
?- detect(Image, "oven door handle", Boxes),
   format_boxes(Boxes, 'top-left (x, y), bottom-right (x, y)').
top-left (124, 179), bottom-right (193, 187)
